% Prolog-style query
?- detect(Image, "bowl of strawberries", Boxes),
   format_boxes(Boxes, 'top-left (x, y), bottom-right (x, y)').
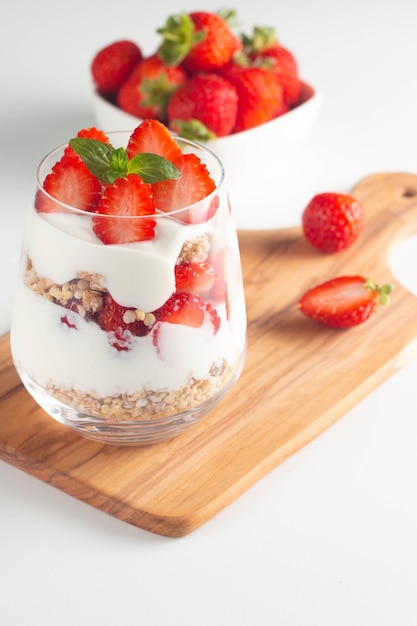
top-left (91, 10), bottom-right (321, 217)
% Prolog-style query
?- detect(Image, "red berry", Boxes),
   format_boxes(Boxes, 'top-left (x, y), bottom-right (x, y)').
top-left (302, 192), bottom-right (365, 253)
top-left (96, 293), bottom-right (152, 351)
top-left (167, 73), bottom-right (238, 138)
top-left (154, 292), bottom-right (220, 333)
top-left (91, 40), bottom-right (142, 94)
top-left (117, 54), bottom-right (187, 122)
top-left (92, 174), bottom-right (156, 245)
top-left (174, 262), bottom-right (216, 297)
top-left (151, 153), bottom-right (217, 223)
top-left (220, 64), bottom-right (284, 132)
top-left (298, 275), bottom-right (393, 328)
top-left (126, 118), bottom-right (182, 161)
top-left (35, 156), bottom-right (102, 214)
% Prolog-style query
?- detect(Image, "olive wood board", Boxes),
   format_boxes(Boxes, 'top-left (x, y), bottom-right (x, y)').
top-left (1, 172), bottom-right (417, 538)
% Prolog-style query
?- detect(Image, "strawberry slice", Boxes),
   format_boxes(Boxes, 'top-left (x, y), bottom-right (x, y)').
top-left (151, 153), bottom-right (217, 223)
top-left (96, 293), bottom-right (153, 351)
top-left (35, 155), bottom-right (102, 214)
top-left (92, 173), bottom-right (156, 244)
top-left (154, 292), bottom-right (220, 333)
top-left (298, 275), bottom-right (393, 328)
top-left (174, 262), bottom-right (216, 297)
top-left (64, 127), bottom-right (110, 159)
top-left (126, 118), bottom-right (182, 161)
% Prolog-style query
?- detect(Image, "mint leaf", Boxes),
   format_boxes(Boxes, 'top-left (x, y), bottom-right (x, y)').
top-left (69, 138), bottom-right (117, 182)
top-left (70, 137), bottom-right (181, 184)
top-left (127, 153), bottom-right (181, 183)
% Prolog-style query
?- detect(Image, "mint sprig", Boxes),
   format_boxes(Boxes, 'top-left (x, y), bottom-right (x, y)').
top-left (69, 137), bottom-right (181, 185)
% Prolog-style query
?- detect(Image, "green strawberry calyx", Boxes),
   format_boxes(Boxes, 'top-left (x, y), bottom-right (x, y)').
top-left (365, 278), bottom-right (393, 306)
top-left (156, 13), bottom-right (205, 66)
top-left (69, 137), bottom-right (181, 185)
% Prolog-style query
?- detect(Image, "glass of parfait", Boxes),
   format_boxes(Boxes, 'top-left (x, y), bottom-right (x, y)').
top-left (10, 121), bottom-right (247, 445)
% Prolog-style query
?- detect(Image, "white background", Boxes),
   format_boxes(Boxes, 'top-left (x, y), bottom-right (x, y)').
top-left (1, 0), bottom-right (417, 624)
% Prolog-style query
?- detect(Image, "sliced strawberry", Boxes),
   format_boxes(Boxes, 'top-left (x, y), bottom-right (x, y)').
top-left (96, 293), bottom-right (152, 351)
top-left (35, 156), bottom-right (102, 214)
top-left (126, 118), bottom-right (182, 161)
top-left (64, 127), bottom-right (110, 159)
top-left (175, 262), bottom-right (216, 297)
top-left (298, 275), bottom-right (393, 328)
top-left (92, 173), bottom-right (156, 244)
top-left (153, 292), bottom-right (220, 333)
top-left (209, 248), bottom-right (234, 319)
top-left (151, 153), bottom-right (217, 223)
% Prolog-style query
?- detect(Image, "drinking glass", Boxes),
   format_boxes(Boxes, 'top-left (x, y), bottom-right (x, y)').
top-left (10, 132), bottom-right (247, 445)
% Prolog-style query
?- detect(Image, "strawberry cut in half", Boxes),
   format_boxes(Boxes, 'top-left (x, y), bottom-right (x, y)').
top-left (35, 156), bottom-right (102, 214)
top-left (298, 275), bottom-right (393, 329)
top-left (174, 262), bottom-right (216, 298)
top-left (92, 173), bottom-right (156, 244)
top-left (151, 153), bottom-right (217, 223)
top-left (126, 118), bottom-right (182, 161)
top-left (154, 292), bottom-right (220, 333)
top-left (96, 293), bottom-right (153, 351)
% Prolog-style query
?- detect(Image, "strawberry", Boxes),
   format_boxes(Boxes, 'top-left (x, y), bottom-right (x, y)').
top-left (175, 262), bottom-right (216, 297)
top-left (220, 64), bottom-right (284, 132)
top-left (116, 54), bottom-right (187, 122)
top-left (167, 73), bottom-right (238, 139)
top-left (96, 293), bottom-right (152, 351)
top-left (157, 11), bottom-right (241, 73)
top-left (151, 153), bottom-right (217, 223)
top-left (302, 192), bottom-right (365, 253)
top-left (91, 40), bottom-right (143, 94)
top-left (154, 292), bottom-right (220, 333)
top-left (126, 118), bottom-right (182, 161)
top-left (92, 173), bottom-right (156, 244)
top-left (35, 155), bottom-right (102, 213)
top-left (298, 276), bottom-right (393, 328)
top-left (64, 127), bottom-right (110, 159)
top-left (242, 26), bottom-right (301, 108)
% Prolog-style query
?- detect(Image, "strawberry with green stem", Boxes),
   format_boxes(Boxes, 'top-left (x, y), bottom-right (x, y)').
top-left (298, 275), bottom-right (393, 328)
top-left (157, 10), bottom-right (241, 73)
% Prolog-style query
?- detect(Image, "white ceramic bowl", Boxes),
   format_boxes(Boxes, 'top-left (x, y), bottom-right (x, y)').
top-left (92, 81), bottom-right (321, 228)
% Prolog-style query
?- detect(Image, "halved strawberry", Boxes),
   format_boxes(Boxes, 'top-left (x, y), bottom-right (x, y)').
top-left (154, 292), bottom-right (220, 333)
top-left (96, 293), bottom-right (152, 351)
top-left (35, 156), bottom-right (102, 214)
top-left (126, 118), bottom-right (182, 161)
top-left (64, 127), bottom-right (110, 159)
top-left (92, 173), bottom-right (156, 244)
top-left (151, 153), bottom-right (217, 223)
top-left (298, 275), bottom-right (393, 328)
top-left (175, 262), bottom-right (216, 297)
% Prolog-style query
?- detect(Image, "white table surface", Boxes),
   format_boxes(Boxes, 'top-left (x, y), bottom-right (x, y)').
top-left (2, 0), bottom-right (417, 624)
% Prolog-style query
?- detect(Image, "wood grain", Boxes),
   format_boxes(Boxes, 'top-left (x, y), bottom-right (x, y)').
top-left (1, 172), bottom-right (417, 537)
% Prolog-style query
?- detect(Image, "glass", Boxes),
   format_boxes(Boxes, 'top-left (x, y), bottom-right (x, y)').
top-left (10, 132), bottom-right (247, 445)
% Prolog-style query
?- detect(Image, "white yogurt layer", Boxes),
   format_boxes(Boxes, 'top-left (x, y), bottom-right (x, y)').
top-left (11, 194), bottom-right (247, 399)
top-left (11, 287), bottom-right (244, 396)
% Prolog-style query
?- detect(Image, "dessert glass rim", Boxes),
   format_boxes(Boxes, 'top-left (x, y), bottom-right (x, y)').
top-left (36, 132), bottom-right (225, 221)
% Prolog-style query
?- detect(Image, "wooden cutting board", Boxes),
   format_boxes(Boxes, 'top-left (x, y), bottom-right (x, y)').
top-left (1, 172), bottom-right (417, 537)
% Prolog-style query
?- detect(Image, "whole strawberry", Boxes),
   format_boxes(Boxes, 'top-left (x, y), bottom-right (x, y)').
top-left (157, 10), bottom-right (241, 73)
top-left (167, 73), bottom-right (238, 139)
top-left (298, 275), bottom-right (393, 328)
top-left (243, 26), bottom-right (301, 108)
top-left (91, 40), bottom-right (142, 94)
top-left (220, 63), bottom-right (284, 132)
top-left (117, 54), bottom-right (187, 122)
top-left (302, 192), bottom-right (365, 253)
